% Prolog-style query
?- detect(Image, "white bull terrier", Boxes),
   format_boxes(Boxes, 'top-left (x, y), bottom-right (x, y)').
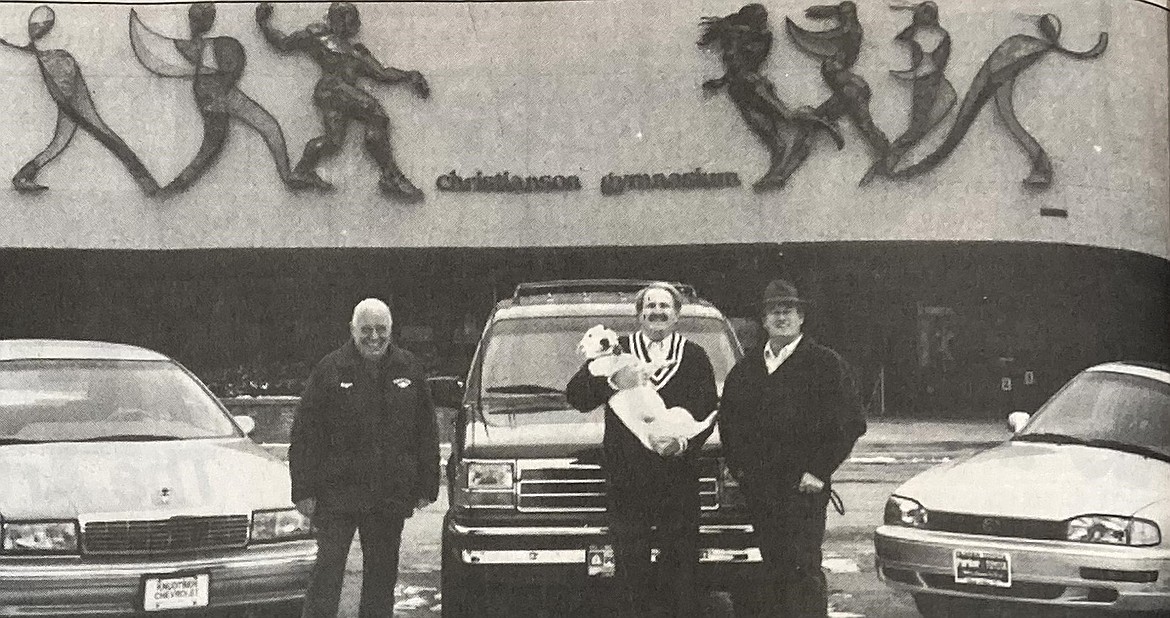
top-left (577, 325), bottom-right (717, 456)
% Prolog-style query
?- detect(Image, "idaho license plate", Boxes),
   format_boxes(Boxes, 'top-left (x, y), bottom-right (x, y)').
top-left (587, 544), bottom-right (615, 577)
top-left (142, 572), bottom-right (210, 611)
top-left (953, 549), bottom-right (1011, 587)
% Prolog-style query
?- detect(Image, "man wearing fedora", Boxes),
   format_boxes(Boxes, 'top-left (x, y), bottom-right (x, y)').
top-left (719, 279), bottom-right (867, 617)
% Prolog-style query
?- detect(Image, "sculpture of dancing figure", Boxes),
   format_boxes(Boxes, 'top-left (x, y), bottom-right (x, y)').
top-left (1, 6), bottom-right (159, 194)
top-left (699, 4), bottom-right (843, 192)
top-left (887, 14), bottom-right (1107, 189)
top-left (860, 1), bottom-right (956, 185)
top-left (786, 1), bottom-right (890, 185)
top-left (256, 2), bottom-right (430, 202)
top-left (130, 3), bottom-right (302, 196)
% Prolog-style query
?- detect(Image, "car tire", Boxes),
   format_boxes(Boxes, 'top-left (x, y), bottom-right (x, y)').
top-left (441, 529), bottom-right (479, 618)
top-left (912, 593), bottom-right (993, 617)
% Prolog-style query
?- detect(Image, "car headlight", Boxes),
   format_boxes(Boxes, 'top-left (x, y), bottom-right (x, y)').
top-left (1, 521), bottom-right (79, 554)
top-left (884, 495), bottom-right (929, 528)
top-left (251, 509), bottom-right (312, 543)
top-left (1067, 515), bottom-right (1161, 547)
top-left (467, 461), bottom-right (514, 490)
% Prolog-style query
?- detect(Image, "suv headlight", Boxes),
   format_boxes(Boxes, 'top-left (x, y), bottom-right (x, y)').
top-left (884, 496), bottom-right (929, 528)
top-left (1067, 515), bottom-right (1161, 547)
top-left (1, 521), bottom-right (79, 554)
top-left (457, 461), bottom-right (516, 509)
top-left (251, 509), bottom-right (312, 542)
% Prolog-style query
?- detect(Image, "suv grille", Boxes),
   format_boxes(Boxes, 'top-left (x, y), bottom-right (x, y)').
top-left (83, 515), bottom-right (250, 555)
top-left (516, 460), bottom-right (720, 513)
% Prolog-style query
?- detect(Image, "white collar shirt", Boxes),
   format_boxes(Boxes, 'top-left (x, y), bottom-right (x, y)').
top-left (764, 334), bottom-right (803, 374)
top-left (644, 335), bottom-right (671, 365)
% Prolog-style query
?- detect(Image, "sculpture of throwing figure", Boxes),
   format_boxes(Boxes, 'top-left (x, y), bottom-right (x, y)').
top-left (578, 325), bottom-right (717, 457)
top-left (1, 6), bottom-right (159, 194)
top-left (256, 2), bottom-right (430, 202)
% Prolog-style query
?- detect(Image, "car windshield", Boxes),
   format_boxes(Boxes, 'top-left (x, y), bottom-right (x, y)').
top-left (0, 359), bottom-right (239, 443)
top-left (478, 314), bottom-right (738, 423)
top-left (1016, 370), bottom-right (1170, 459)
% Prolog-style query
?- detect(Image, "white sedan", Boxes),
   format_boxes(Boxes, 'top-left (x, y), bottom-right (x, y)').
top-left (875, 362), bottom-right (1169, 616)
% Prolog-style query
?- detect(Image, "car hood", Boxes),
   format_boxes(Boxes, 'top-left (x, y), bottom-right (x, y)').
top-left (0, 439), bottom-right (292, 520)
top-left (466, 406), bottom-right (722, 460)
top-left (897, 441), bottom-right (1169, 519)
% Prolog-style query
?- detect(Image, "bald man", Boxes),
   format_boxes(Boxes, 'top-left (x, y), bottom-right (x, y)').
top-left (290, 298), bottom-right (440, 617)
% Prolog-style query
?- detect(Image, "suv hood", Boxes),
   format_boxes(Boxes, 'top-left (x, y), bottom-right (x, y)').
top-left (465, 406), bottom-right (723, 459)
top-left (0, 439), bottom-right (292, 519)
top-left (897, 441), bottom-right (1168, 519)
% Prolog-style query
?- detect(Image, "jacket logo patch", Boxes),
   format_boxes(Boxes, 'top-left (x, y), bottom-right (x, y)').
top-left (340, 382), bottom-right (353, 389)
top-left (393, 378), bottom-right (412, 389)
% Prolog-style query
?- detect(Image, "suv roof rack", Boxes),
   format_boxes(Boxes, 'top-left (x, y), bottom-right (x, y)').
top-left (512, 279), bottom-right (698, 302)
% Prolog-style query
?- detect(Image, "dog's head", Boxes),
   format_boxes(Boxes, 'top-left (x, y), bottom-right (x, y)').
top-left (577, 324), bottom-right (621, 361)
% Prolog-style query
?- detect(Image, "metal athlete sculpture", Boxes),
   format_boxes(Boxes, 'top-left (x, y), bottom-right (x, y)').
top-left (699, 4), bottom-right (843, 192)
top-left (883, 13), bottom-right (1108, 189)
top-left (1, 6), bottom-right (159, 195)
top-left (130, 3), bottom-right (301, 196)
top-left (861, 1), bottom-right (955, 186)
top-left (255, 2), bottom-right (430, 203)
top-left (786, 1), bottom-right (890, 185)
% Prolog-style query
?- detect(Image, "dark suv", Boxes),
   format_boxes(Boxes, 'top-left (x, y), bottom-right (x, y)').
top-left (440, 280), bottom-right (762, 615)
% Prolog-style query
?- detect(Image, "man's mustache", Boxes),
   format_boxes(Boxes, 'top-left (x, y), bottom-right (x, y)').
top-left (645, 314), bottom-right (671, 322)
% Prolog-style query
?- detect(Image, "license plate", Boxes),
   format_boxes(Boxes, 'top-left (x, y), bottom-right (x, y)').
top-left (953, 550), bottom-right (1011, 587)
top-left (587, 544), bottom-right (615, 577)
top-left (142, 573), bottom-right (210, 611)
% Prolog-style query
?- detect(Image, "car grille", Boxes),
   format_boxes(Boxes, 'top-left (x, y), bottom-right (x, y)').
top-left (927, 511), bottom-right (1065, 541)
top-left (82, 515), bottom-right (250, 555)
top-left (516, 460), bottom-right (720, 513)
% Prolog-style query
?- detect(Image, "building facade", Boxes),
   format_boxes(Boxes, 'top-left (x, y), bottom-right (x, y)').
top-left (0, 0), bottom-right (1166, 416)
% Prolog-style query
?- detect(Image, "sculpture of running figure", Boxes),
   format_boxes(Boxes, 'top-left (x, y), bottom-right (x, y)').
top-left (256, 2), bottom-right (430, 202)
top-left (130, 3), bottom-right (301, 196)
top-left (1, 6), bottom-right (159, 194)
top-left (699, 4), bottom-right (843, 191)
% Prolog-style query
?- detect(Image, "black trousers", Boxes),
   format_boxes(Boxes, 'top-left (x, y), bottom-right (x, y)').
top-left (302, 499), bottom-right (407, 618)
top-left (740, 478), bottom-right (830, 618)
top-left (608, 477), bottom-right (701, 618)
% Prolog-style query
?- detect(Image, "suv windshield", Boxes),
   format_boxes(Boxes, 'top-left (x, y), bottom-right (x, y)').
top-left (0, 359), bottom-right (239, 443)
top-left (478, 315), bottom-right (738, 422)
top-left (1017, 370), bottom-right (1170, 458)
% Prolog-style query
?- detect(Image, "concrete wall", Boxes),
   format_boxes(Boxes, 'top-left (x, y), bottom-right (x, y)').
top-left (0, 0), bottom-right (1165, 256)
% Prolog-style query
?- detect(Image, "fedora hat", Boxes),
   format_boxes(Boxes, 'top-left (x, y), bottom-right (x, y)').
top-left (761, 279), bottom-right (809, 307)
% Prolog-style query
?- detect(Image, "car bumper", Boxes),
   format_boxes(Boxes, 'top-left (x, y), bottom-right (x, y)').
top-left (0, 541), bottom-right (316, 615)
top-left (874, 525), bottom-right (1170, 612)
top-left (447, 521), bottom-right (763, 588)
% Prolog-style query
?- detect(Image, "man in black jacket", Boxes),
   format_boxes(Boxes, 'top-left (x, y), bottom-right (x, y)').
top-left (566, 282), bottom-right (718, 618)
top-left (290, 298), bottom-right (440, 617)
top-left (720, 280), bottom-right (866, 618)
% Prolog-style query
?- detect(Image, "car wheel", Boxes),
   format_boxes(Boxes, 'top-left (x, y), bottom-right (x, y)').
top-left (912, 593), bottom-right (994, 617)
top-left (441, 530), bottom-right (479, 618)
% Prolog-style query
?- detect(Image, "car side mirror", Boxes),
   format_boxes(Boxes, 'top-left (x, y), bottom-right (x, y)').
top-left (1007, 411), bottom-right (1030, 434)
top-left (427, 376), bottom-right (465, 410)
top-left (233, 415), bottom-right (256, 436)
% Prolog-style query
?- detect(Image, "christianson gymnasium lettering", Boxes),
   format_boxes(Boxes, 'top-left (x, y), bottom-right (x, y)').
top-left (600, 169), bottom-right (741, 196)
top-left (436, 170), bottom-right (582, 193)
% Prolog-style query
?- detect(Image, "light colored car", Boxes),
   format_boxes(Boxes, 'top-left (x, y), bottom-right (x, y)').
top-left (874, 361), bottom-right (1170, 616)
top-left (0, 340), bottom-right (315, 615)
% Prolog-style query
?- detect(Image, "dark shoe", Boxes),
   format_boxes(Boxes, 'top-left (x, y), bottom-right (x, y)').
top-left (288, 169), bottom-right (333, 191)
top-left (379, 175), bottom-right (424, 203)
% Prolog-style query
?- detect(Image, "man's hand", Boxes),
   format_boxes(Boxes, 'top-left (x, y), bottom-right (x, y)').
top-left (415, 498), bottom-right (434, 512)
top-left (798, 472), bottom-right (824, 494)
top-left (294, 497), bottom-right (316, 519)
top-left (255, 2), bottom-right (274, 24)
